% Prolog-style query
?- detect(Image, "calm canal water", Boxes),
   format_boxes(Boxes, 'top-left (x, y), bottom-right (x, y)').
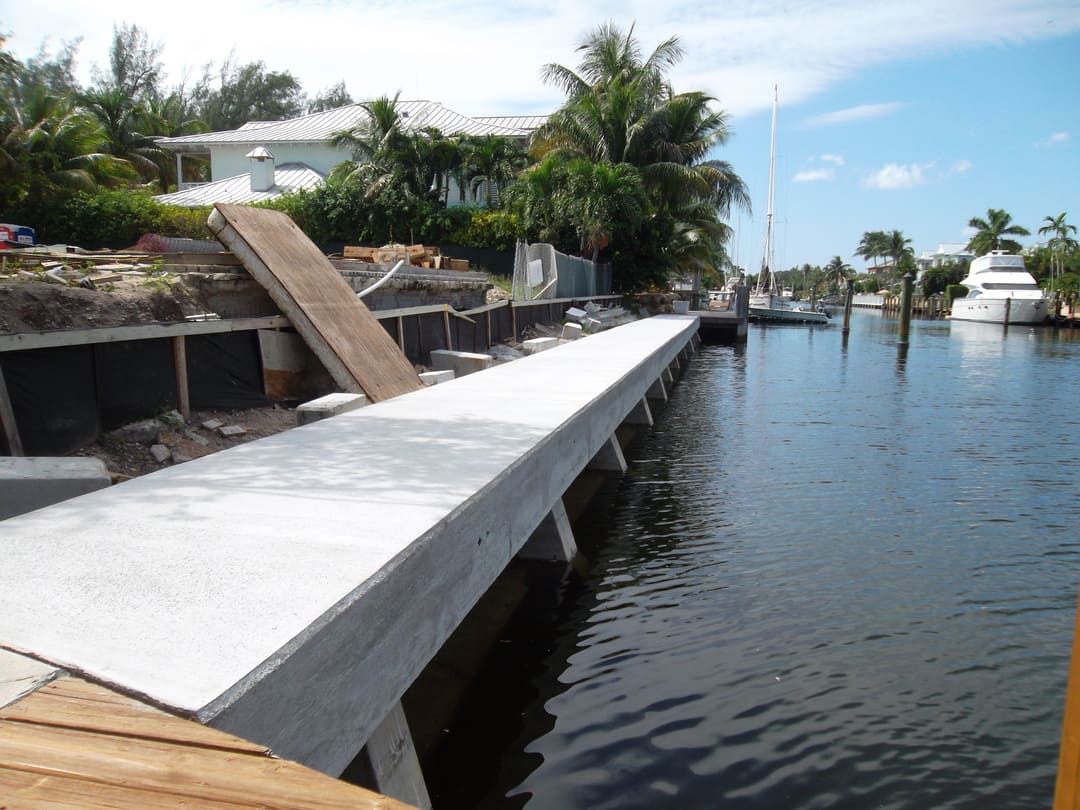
top-left (427, 311), bottom-right (1080, 809)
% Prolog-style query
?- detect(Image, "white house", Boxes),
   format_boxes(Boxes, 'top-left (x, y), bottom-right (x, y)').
top-left (154, 101), bottom-right (545, 208)
top-left (916, 242), bottom-right (974, 272)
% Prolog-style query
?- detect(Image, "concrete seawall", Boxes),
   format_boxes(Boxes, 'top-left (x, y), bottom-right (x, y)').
top-left (0, 315), bottom-right (698, 797)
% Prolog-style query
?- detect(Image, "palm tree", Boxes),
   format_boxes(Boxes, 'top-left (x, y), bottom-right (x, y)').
top-left (825, 256), bottom-right (853, 292)
top-left (886, 230), bottom-right (913, 276)
top-left (565, 158), bottom-right (648, 262)
top-left (533, 22), bottom-right (748, 281)
top-left (462, 134), bottom-right (527, 206)
top-left (329, 92), bottom-right (408, 197)
top-left (855, 230), bottom-right (888, 270)
top-left (966, 208), bottom-right (1030, 256)
top-left (1, 85), bottom-right (134, 208)
top-left (77, 87), bottom-right (165, 185)
top-left (1038, 212), bottom-right (1078, 298)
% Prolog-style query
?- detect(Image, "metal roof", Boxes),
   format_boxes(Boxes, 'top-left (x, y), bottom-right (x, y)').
top-left (152, 163), bottom-right (325, 208)
top-left (473, 114), bottom-right (549, 131)
top-left (157, 101), bottom-right (546, 151)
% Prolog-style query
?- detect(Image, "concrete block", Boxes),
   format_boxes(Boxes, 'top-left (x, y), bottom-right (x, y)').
top-left (0, 457), bottom-right (111, 521)
top-left (522, 337), bottom-right (559, 355)
top-left (430, 349), bottom-right (495, 378)
top-left (561, 323), bottom-right (583, 340)
top-left (583, 318), bottom-right (603, 332)
top-left (219, 425), bottom-right (248, 437)
top-left (150, 444), bottom-right (172, 464)
top-left (296, 393), bottom-right (369, 425)
top-left (565, 307), bottom-right (588, 322)
top-left (419, 370), bottom-right (455, 386)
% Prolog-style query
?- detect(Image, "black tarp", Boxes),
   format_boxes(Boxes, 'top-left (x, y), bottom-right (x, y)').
top-left (187, 331), bottom-right (268, 410)
top-left (2, 346), bottom-right (100, 455)
top-left (2, 330), bottom-right (268, 456)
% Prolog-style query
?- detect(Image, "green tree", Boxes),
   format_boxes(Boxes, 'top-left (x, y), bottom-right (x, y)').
top-left (966, 208), bottom-right (1030, 256)
top-left (93, 23), bottom-right (164, 103)
top-left (565, 159), bottom-right (648, 261)
top-left (920, 263), bottom-right (968, 296)
top-left (462, 134), bottom-right (527, 206)
top-left (0, 84), bottom-right (132, 211)
top-left (14, 37), bottom-right (83, 98)
top-left (533, 22), bottom-right (748, 287)
top-left (306, 81), bottom-right (353, 114)
top-left (1038, 212), bottom-right (1078, 297)
top-left (329, 92), bottom-right (408, 197)
top-left (192, 56), bottom-right (304, 131)
top-left (77, 86), bottom-right (164, 184)
top-left (824, 256), bottom-right (853, 291)
top-left (855, 230), bottom-right (888, 270)
top-left (886, 229), bottom-right (913, 275)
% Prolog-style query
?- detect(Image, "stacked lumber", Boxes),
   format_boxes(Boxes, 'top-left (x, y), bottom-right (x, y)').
top-left (343, 244), bottom-right (470, 271)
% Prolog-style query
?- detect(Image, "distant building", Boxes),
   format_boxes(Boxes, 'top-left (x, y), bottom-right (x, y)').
top-left (154, 101), bottom-right (546, 208)
top-left (916, 243), bottom-right (973, 272)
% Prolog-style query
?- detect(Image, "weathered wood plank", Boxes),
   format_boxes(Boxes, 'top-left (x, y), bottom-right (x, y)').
top-left (0, 316), bottom-right (291, 353)
top-left (0, 678), bottom-right (267, 754)
top-left (0, 677), bottom-right (415, 810)
top-left (208, 204), bottom-right (422, 402)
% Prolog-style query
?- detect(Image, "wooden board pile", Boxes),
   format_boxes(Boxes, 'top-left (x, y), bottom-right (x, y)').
top-left (343, 244), bottom-right (470, 271)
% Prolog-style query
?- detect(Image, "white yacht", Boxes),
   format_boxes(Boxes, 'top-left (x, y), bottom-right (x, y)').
top-left (949, 251), bottom-right (1050, 324)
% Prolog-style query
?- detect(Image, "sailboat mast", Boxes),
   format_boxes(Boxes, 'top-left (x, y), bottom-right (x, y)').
top-left (763, 85), bottom-right (778, 292)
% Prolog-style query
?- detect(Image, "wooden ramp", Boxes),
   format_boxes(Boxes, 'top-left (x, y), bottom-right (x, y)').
top-left (0, 675), bottom-right (414, 809)
top-left (207, 204), bottom-right (423, 402)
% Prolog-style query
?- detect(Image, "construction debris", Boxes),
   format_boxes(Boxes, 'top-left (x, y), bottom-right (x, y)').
top-left (343, 243), bottom-right (470, 271)
top-left (563, 301), bottom-right (637, 332)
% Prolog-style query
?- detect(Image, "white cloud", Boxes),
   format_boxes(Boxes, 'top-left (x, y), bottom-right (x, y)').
top-left (949, 159), bottom-right (973, 174)
top-left (821, 154), bottom-right (845, 166)
top-left (1037, 131), bottom-right (1071, 147)
top-left (793, 168), bottom-right (835, 182)
top-left (801, 102), bottom-right (905, 128)
top-left (863, 162), bottom-right (935, 190)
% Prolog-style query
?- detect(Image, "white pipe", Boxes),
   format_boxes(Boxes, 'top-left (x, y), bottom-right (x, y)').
top-left (356, 259), bottom-right (406, 299)
top-left (532, 277), bottom-right (558, 300)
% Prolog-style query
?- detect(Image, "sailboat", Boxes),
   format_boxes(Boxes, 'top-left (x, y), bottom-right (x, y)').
top-left (749, 87), bottom-right (829, 325)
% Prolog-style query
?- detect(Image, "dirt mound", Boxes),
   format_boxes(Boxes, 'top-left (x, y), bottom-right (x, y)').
top-left (0, 280), bottom-right (202, 334)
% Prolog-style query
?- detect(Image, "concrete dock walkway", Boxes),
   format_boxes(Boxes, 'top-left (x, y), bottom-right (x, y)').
top-left (0, 314), bottom-right (697, 780)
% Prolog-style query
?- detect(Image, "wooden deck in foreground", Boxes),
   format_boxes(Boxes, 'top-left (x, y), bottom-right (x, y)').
top-left (0, 675), bottom-right (413, 809)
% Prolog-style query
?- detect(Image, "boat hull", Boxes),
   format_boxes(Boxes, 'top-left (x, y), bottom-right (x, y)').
top-left (749, 306), bottom-right (829, 325)
top-left (949, 297), bottom-right (1049, 325)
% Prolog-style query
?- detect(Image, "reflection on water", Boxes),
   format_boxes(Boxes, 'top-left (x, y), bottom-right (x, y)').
top-left (426, 312), bottom-right (1080, 810)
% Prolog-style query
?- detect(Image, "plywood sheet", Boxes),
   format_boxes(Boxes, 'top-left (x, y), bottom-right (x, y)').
top-left (208, 204), bottom-right (422, 402)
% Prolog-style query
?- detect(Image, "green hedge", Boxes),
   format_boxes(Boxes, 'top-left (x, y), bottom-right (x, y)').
top-left (3, 191), bottom-right (211, 249)
top-left (3, 184), bottom-right (522, 254)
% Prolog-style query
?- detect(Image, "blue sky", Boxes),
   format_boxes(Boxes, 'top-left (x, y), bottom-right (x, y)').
top-left (3, 0), bottom-right (1078, 270)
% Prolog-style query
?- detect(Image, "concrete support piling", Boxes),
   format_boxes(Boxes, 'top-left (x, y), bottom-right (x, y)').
top-left (354, 702), bottom-right (431, 810)
top-left (588, 434), bottom-right (628, 473)
top-left (623, 398), bottom-right (654, 428)
top-left (519, 497), bottom-right (578, 563)
top-left (646, 377), bottom-right (668, 402)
